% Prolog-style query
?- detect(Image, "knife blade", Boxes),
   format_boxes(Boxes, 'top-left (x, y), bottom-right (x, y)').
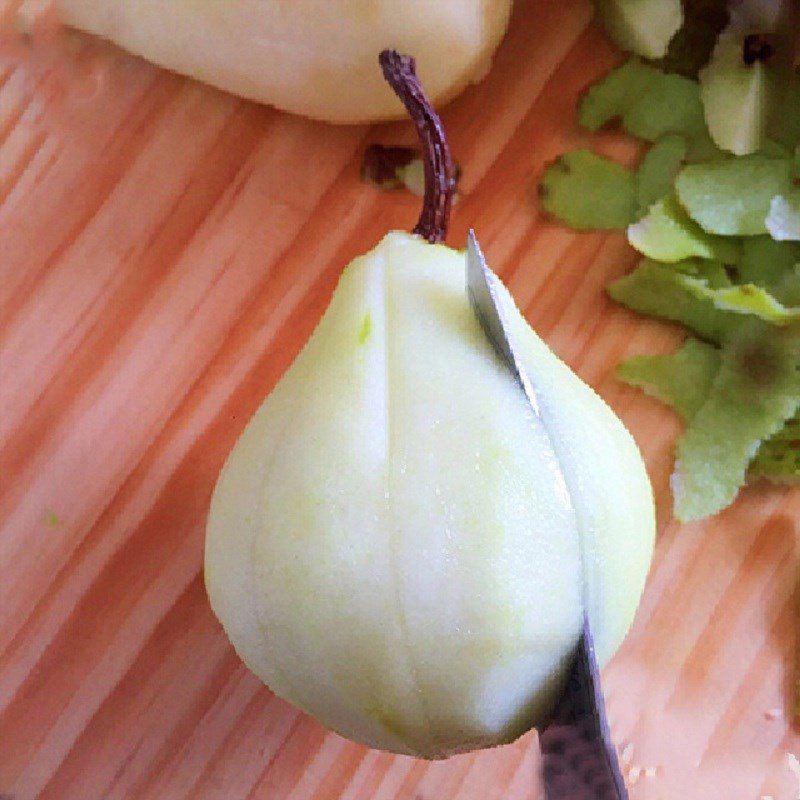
top-left (465, 229), bottom-right (628, 800)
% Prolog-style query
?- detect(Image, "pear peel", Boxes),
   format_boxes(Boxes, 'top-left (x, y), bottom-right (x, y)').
top-left (595, 0), bottom-right (682, 60)
top-left (205, 51), bottom-right (654, 760)
top-left (699, 26), bottom-right (773, 156)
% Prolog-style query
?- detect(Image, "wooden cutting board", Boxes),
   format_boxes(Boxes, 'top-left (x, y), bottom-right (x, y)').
top-left (1, 1), bottom-right (798, 798)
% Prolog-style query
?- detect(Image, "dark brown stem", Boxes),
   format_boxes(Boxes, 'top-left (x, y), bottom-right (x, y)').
top-left (379, 49), bottom-right (456, 244)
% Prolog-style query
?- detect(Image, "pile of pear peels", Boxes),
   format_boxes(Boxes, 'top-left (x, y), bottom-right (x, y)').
top-left (540, 0), bottom-right (800, 522)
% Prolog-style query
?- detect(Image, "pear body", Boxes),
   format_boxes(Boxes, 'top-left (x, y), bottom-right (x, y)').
top-left (56, 0), bottom-right (511, 123)
top-left (205, 232), bottom-right (654, 758)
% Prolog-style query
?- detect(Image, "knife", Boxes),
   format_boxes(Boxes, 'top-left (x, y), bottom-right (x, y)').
top-left (465, 230), bottom-right (628, 800)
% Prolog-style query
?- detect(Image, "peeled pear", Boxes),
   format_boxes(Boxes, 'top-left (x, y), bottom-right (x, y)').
top-left (205, 50), bottom-right (654, 760)
top-left (205, 231), bottom-right (655, 758)
top-left (55, 0), bottom-right (512, 123)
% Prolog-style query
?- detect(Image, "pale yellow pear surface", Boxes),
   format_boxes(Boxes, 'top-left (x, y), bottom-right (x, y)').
top-left (56, 0), bottom-right (512, 123)
top-left (205, 232), bottom-right (655, 759)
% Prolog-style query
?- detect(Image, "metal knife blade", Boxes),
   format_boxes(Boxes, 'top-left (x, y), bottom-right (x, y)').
top-left (465, 230), bottom-right (628, 800)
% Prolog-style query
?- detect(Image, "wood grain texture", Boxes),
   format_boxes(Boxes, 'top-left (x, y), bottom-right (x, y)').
top-left (0, 1), bottom-right (798, 798)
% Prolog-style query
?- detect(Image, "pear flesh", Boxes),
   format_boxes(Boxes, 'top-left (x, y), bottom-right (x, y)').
top-left (55, 0), bottom-right (512, 123)
top-left (205, 232), bottom-right (654, 758)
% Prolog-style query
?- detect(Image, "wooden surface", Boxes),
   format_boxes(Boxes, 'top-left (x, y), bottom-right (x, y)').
top-left (1, 1), bottom-right (798, 798)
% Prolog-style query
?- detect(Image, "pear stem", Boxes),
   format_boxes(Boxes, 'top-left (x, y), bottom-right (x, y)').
top-left (379, 50), bottom-right (456, 244)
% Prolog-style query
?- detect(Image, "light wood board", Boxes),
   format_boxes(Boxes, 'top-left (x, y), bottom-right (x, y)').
top-left (0, 1), bottom-right (798, 797)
